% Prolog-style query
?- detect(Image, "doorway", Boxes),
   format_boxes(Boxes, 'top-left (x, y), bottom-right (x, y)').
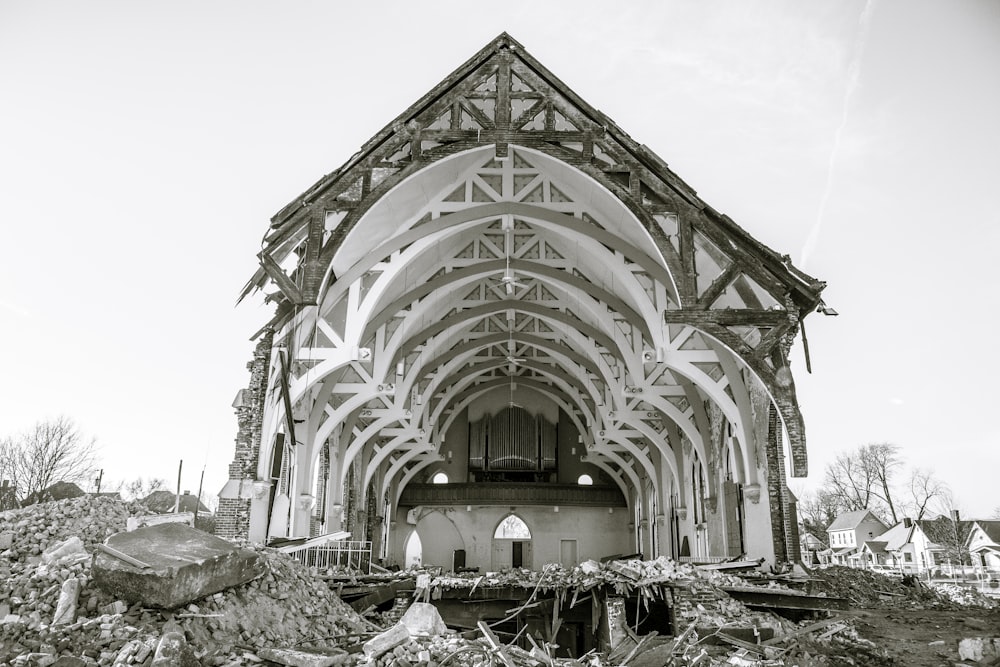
top-left (404, 530), bottom-right (423, 568)
top-left (492, 514), bottom-right (532, 570)
top-left (560, 539), bottom-right (578, 569)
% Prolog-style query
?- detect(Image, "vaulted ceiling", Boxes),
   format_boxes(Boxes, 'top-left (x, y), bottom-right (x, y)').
top-left (242, 33), bottom-right (826, 507)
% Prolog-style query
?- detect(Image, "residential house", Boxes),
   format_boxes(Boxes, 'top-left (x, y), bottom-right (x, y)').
top-left (799, 531), bottom-right (826, 566)
top-left (826, 510), bottom-right (889, 566)
top-left (913, 515), bottom-right (973, 574)
top-left (967, 520), bottom-right (1000, 573)
top-left (874, 515), bottom-right (973, 574)
top-left (859, 539), bottom-right (889, 567)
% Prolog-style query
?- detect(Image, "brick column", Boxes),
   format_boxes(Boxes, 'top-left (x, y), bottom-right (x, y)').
top-left (763, 403), bottom-right (800, 564)
top-left (217, 330), bottom-right (273, 539)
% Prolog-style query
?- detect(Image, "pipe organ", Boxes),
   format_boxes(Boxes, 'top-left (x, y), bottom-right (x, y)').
top-left (468, 406), bottom-right (557, 472)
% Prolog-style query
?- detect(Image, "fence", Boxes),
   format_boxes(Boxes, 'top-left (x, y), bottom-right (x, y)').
top-left (283, 540), bottom-right (373, 573)
top-left (678, 555), bottom-right (730, 565)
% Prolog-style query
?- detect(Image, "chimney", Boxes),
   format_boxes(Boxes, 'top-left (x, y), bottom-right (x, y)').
top-left (903, 517), bottom-right (912, 528)
top-left (950, 509), bottom-right (960, 522)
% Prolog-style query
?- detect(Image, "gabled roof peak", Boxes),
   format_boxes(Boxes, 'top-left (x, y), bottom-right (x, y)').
top-left (827, 509), bottom-right (886, 532)
top-left (491, 32), bottom-right (523, 50)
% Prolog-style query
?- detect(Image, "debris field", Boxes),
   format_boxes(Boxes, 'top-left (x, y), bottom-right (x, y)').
top-left (2, 496), bottom-right (998, 667)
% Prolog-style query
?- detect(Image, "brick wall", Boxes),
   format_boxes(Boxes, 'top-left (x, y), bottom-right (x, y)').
top-left (310, 445), bottom-right (330, 537)
top-left (669, 579), bottom-right (734, 624)
top-left (216, 497), bottom-right (251, 539)
top-left (764, 404), bottom-right (786, 561)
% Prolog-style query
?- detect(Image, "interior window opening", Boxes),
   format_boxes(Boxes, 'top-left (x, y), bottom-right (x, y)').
top-left (494, 514), bottom-right (531, 539)
top-left (404, 531), bottom-right (423, 569)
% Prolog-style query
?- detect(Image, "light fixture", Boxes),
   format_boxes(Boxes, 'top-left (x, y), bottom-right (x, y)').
top-left (554, 506), bottom-right (559, 513)
top-left (816, 302), bottom-right (839, 316)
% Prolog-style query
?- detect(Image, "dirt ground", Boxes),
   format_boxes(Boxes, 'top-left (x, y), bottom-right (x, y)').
top-left (843, 606), bottom-right (1000, 666)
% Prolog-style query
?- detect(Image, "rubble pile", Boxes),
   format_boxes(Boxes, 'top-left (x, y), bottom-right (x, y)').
top-left (808, 566), bottom-right (997, 610)
top-left (2, 498), bottom-right (993, 667)
top-left (429, 556), bottom-right (700, 595)
top-left (781, 623), bottom-right (892, 667)
top-left (0, 496), bottom-right (147, 562)
top-left (0, 498), bottom-right (370, 666)
top-left (930, 582), bottom-right (999, 608)
top-left (177, 546), bottom-right (368, 656)
top-left (362, 629), bottom-right (475, 667)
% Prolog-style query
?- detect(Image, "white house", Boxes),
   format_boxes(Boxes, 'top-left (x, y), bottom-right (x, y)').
top-left (874, 516), bottom-right (973, 574)
top-left (826, 510), bottom-right (889, 566)
top-left (967, 520), bottom-right (1000, 573)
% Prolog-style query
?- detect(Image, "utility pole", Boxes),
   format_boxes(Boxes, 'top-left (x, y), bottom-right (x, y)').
top-left (175, 460), bottom-right (183, 514)
top-left (94, 469), bottom-right (104, 494)
top-left (194, 467), bottom-right (205, 526)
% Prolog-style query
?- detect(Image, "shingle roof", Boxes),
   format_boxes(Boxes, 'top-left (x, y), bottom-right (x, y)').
top-left (827, 510), bottom-right (885, 532)
top-left (915, 517), bottom-right (972, 548)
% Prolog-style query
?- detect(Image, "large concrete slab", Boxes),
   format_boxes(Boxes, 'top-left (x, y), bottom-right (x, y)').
top-left (399, 601), bottom-right (448, 636)
top-left (92, 522), bottom-right (264, 608)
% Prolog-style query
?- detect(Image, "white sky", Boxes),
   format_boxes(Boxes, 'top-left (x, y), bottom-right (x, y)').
top-left (2, 0), bottom-right (998, 516)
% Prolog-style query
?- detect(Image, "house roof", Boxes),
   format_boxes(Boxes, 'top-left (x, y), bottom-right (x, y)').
top-left (862, 540), bottom-right (888, 555)
top-left (22, 481), bottom-right (86, 505)
top-left (915, 517), bottom-right (973, 549)
top-left (879, 522), bottom-right (914, 551)
top-left (801, 532), bottom-right (826, 548)
top-left (972, 520), bottom-right (1000, 544)
top-left (141, 490), bottom-right (210, 514)
top-left (833, 547), bottom-right (856, 556)
top-left (827, 510), bottom-right (886, 533)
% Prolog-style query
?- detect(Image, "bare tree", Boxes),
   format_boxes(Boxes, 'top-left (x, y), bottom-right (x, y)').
top-left (927, 489), bottom-right (972, 567)
top-left (906, 467), bottom-right (947, 520)
top-left (862, 443), bottom-right (902, 523)
top-left (117, 476), bottom-right (168, 500)
top-left (821, 443), bottom-right (901, 523)
top-left (823, 450), bottom-right (876, 511)
top-left (796, 488), bottom-right (844, 538)
top-left (0, 417), bottom-right (98, 503)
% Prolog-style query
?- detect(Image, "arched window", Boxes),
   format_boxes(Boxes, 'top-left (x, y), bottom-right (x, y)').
top-left (404, 531), bottom-right (423, 568)
top-left (577, 474), bottom-right (594, 486)
top-left (495, 514), bottom-right (531, 539)
top-left (431, 472), bottom-right (448, 484)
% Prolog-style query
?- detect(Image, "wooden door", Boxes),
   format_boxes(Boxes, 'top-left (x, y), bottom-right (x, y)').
top-left (560, 539), bottom-right (578, 568)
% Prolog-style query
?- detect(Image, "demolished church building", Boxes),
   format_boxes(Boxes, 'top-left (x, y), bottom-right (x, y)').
top-left (217, 33), bottom-right (827, 572)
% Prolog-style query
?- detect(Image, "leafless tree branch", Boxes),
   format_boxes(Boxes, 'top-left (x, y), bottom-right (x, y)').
top-left (0, 416), bottom-right (99, 503)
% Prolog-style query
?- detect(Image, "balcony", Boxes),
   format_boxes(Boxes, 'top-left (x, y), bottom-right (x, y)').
top-left (398, 482), bottom-right (627, 508)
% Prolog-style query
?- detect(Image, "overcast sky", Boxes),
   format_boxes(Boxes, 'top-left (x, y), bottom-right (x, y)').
top-left (2, 0), bottom-right (998, 517)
